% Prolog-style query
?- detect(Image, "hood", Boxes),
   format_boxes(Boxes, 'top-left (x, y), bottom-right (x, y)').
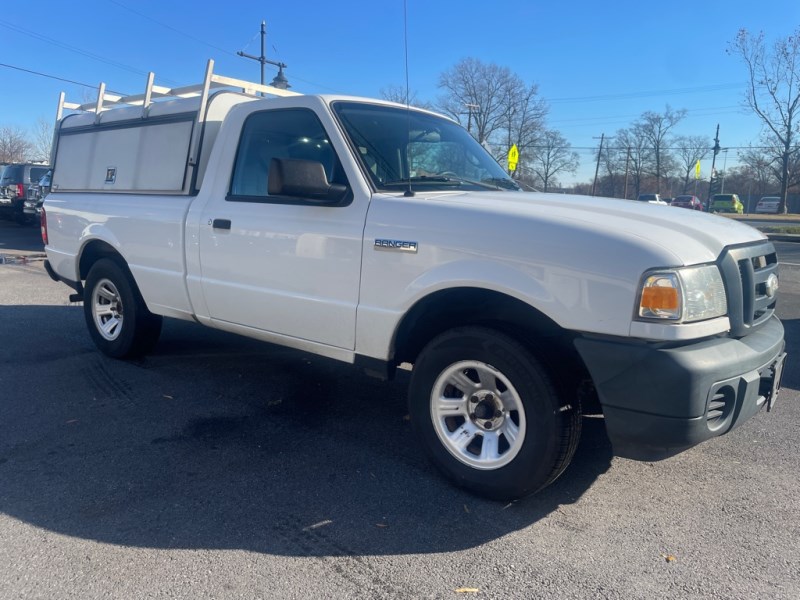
top-left (414, 191), bottom-right (764, 266)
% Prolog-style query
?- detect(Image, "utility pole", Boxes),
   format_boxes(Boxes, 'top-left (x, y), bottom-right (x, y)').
top-left (237, 20), bottom-right (291, 93)
top-left (591, 133), bottom-right (605, 197)
top-left (707, 124), bottom-right (720, 202)
top-left (623, 146), bottom-right (631, 200)
top-left (720, 148), bottom-right (729, 193)
top-left (464, 103), bottom-right (479, 136)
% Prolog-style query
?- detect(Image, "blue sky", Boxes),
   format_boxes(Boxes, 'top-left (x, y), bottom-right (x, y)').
top-left (2, 0), bottom-right (799, 185)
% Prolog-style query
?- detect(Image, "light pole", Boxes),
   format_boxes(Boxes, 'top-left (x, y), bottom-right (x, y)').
top-left (707, 124), bottom-right (720, 203)
top-left (623, 146), bottom-right (631, 199)
top-left (237, 20), bottom-right (291, 93)
top-left (747, 178), bottom-right (753, 214)
top-left (591, 134), bottom-right (604, 196)
top-left (464, 103), bottom-right (479, 136)
top-left (720, 148), bottom-right (729, 193)
top-left (591, 134), bottom-right (613, 196)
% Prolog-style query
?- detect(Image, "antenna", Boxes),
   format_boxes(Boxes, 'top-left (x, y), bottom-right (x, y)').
top-left (402, 0), bottom-right (414, 197)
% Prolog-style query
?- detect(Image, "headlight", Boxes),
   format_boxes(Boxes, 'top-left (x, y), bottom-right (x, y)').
top-left (637, 265), bottom-right (727, 323)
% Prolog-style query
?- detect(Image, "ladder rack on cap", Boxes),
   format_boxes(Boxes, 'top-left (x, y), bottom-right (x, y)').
top-left (54, 58), bottom-right (302, 177)
top-left (55, 58), bottom-right (300, 122)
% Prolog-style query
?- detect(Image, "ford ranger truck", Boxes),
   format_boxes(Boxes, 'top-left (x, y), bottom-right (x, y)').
top-left (42, 61), bottom-right (786, 500)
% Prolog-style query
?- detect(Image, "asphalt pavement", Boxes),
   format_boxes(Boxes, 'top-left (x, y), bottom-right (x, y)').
top-left (1, 219), bottom-right (799, 599)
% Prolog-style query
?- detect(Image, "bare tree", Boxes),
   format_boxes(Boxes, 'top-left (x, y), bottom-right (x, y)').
top-left (739, 145), bottom-right (783, 193)
top-left (615, 127), bottom-right (652, 199)
top-left (634, 105), bottom-right (686, 194)
top-left (379, 85), bottom-right (433, 110)
top-left (751, 134), bottom-right (800, 191)
top-left (528, 129), bottom-right (579, 192)
top-left (599, 141), bottom-right (629, 198)
top-left (437, 58), bottom-right (521, 144)
top-left (0, 126), bottom-right (31, 163)
top-left (504, 80), bottom-right (548, 178)
top-left (674, 135), bottom-right (711, 193)
top-left (31, 118), bottom-right (55, 164)
top-left (729, 27), bottom-right (800, 213)
top-left (437, 57), bottom-right (548, 181)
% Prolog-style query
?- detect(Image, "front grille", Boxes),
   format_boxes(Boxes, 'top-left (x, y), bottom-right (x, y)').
top-left (719, 241), bottom-right (778, 337)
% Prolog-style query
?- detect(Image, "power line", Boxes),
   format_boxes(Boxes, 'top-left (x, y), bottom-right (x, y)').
top-left (548, 82), bottom-right (745, 104)
top-left (106, 0), bottom-right (238, 59)
top-left (3, 58), bottom-right (768, 154)
top-left (0, 62), bottom-right (128, 95)
top-left (551, 108), bottom-right (744, 129)
top-left (0, 19), bottom-right (168, 82)
top-left (525, 145), bottom-right (787, 152)
top-left (551, 105), bottom-right (744, 125)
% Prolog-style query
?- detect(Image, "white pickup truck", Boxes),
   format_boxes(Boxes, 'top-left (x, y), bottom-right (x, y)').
top-left (42, 62), bottom-right (786, 500)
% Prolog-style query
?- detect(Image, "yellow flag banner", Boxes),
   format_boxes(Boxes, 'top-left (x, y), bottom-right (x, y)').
top-left (508, 144), bottom-right (519, 171)
top-left (695, 160), bottom-right (701, 180)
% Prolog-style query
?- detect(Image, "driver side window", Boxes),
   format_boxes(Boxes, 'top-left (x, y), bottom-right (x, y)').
top-left (229, 108), bottom-right (347, 200)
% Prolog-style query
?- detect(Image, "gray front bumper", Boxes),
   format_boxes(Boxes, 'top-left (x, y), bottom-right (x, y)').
top-left (574, 316), bottom-right (786, 460)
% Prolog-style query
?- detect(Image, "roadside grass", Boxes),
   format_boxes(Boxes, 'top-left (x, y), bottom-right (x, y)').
top-left (728, 213), bottom-right (800, 221)
top-left (756, 226), bottom-right (800, 234)
top-left (720, 213), bottom-right (800, 235)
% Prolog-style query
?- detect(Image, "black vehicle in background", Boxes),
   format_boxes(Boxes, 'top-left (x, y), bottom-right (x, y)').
top-left (23, 170), bottom-right (52, 223)
top-left (0, 163), bottom-right (51, 224)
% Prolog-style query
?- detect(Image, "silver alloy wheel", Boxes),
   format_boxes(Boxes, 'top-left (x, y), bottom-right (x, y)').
top-left (91, 278), bottom-right (124, 341)
top-left (430, 360), bottom-right (527, 470)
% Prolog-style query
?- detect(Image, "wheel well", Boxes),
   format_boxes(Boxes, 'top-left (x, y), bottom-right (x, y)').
top-left (393, 287), bottom-right (599, 412)
top-left (394, 288), bottom-right (556, 363)
top-left (78, 240), bottom-right (125, 280)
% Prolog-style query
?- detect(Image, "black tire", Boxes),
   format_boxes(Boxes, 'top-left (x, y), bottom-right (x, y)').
top-left (83, 258), bottom-right (162, 358)
top-left (409, 326), bottom-right (581, 500)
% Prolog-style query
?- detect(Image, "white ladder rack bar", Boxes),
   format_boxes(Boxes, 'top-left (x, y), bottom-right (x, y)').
top-left (55, 58), bottom-right (300, 121)
top-left (55, 92), bottom-right (81, 122)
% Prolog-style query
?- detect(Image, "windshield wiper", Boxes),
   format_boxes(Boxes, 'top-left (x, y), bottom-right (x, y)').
top-left (481, 177), bottom-right (521, 191)
top-left (383, 176), bottom-right (504, 190)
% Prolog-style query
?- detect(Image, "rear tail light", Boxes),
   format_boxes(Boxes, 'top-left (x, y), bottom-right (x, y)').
top-left (16, 183), bottom-right (24, 198)
top-left (41, 207), bottom-right (48, 246)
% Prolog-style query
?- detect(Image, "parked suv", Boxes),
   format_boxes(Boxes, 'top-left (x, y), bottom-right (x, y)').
top-left (710, 193), bottom-right (744, 214)
top-left (0, 163), bottom-right (51, 224)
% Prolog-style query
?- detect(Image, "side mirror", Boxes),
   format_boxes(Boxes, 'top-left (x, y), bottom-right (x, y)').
top-left (268, 158), bottom-right (348, 204)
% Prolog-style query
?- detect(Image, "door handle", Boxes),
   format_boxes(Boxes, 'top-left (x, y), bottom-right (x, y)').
top-left (211, 218), bottom-right (231, 230)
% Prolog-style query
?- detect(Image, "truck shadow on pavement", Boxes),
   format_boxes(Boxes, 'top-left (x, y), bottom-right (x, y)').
top-left (1, 305), bottom-right (616, 556)
top-left (0, 219), bottom-right (44, 254)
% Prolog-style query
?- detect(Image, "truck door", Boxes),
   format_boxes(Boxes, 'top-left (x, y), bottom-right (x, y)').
top-left (193, 107), bottom-right (367, 350)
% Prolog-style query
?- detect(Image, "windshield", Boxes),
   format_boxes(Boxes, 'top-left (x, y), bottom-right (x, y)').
top-left (332, 102), bottom-right (519, 192)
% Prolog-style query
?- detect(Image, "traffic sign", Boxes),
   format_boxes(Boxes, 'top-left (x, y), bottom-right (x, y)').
top-left (508, 144), bottom-right (519, 171)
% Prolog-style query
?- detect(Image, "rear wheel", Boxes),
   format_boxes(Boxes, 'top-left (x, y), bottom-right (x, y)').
top-left (83, 258), bottom-right (162, 358)
top-left (409, 327), bottom-right (581, 500)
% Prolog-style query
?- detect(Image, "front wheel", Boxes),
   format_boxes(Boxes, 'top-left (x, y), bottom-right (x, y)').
top-left (409, 327), bottom-right (581, 500)
top-left (83, 258), bottom-right (162, 358)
